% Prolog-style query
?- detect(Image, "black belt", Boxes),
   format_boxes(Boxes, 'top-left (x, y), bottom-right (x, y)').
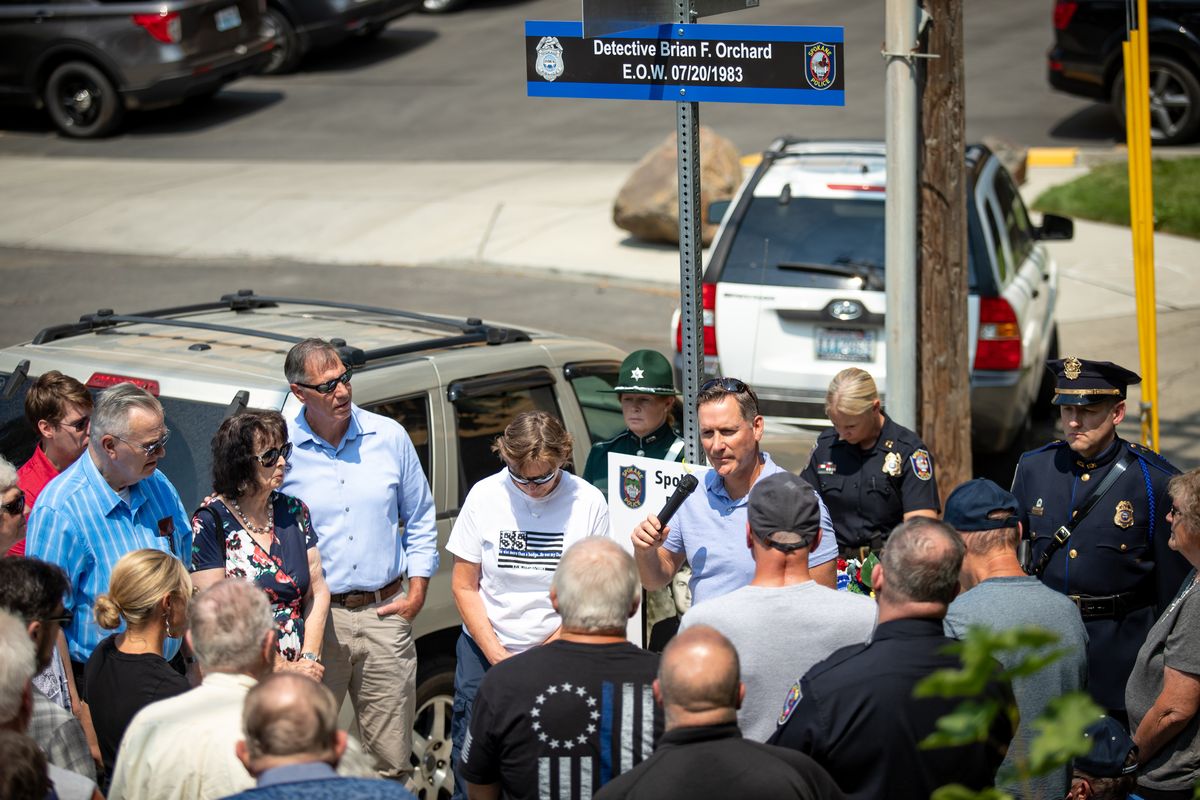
top-left (330, 575), bottom-right (404, 610)
top-left (838, 537), bottom-right (885, 560)
top-left (1068, 590), bottom-right (1153, 620)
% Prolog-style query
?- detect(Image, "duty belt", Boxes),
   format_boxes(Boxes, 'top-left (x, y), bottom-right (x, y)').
top-left (838, 537), bottom-right (886, 560)
top-left (1068, 589), bottom-right (1154, 620)
top-left (330, 575), bottom-right (404, 610)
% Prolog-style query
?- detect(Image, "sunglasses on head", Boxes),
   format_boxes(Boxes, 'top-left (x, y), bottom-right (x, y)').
top-left (0, 490), bottom-right (25, 516)
top-left (295, 367), bottom-right (352, 395)
top-left (255, 442), bottom-right (293, 467)
top-left (699, 377), bottom-right (759, 412)
top-left (508, 466), bottom-right (560, 486)
top-left (59, 415), bottom-right (90, 433)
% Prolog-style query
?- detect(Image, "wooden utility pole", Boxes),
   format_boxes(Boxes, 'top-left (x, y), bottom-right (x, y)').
top-left (917, 0), bottom-right (971, 496)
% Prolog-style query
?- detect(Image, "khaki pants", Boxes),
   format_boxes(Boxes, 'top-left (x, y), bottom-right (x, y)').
top-left (322, 598), bottom-right (417, 781)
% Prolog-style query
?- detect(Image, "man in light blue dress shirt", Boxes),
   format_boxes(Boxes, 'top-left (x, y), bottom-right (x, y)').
top-left (281, 339), bottom-right (438, 782)
top-left (27, 383), bottom-right (190, 686)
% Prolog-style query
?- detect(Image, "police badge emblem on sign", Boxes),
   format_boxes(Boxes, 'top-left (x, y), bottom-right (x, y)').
top-left (535, 36), bottom-right (564, 82)
top-left (621, 465), bottom-right (646, 509)
top-left (805, 42), bottom-right (835, 90)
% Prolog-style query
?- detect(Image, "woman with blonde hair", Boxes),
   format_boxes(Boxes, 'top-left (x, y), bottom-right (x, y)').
top-left (446, 410), bottom-right (611, 800)
top-left (84, 548), bottom-right (192, 778)
top-left (800, 368), bottom-right (940, 572)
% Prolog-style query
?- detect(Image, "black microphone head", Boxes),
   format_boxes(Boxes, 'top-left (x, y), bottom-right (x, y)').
top-left (677, 473), bottom-right (699, 494)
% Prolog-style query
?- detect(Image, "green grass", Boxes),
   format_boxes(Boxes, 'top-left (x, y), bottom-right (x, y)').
top-left (1031, 157), bottom-right (1200, 240)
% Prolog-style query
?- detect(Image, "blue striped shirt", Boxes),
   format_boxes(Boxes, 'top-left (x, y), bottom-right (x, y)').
top-left (283, 403), bottom-right (438, 595)
top-left (27, 452), bottom-right (191, 663)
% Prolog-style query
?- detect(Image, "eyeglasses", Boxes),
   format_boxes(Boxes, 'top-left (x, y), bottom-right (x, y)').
top-left (58, 415), bottom-right (90, 433)
top-left (41, 611), bottom-right (71, 626)
top-left (699, 377), bottom-right (759, 412)
top-left (115, 429), bottom-right (170, 458)
top-left (508, 466), bottom-right (560, 486)
top-left (0, 490), bottom-right (25, 516)
top-left (255, 441), bottom-right (292, 467)
top-left (295, 368), bottom-right (352, 395)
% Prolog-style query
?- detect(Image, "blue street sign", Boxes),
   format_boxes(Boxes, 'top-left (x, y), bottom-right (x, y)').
top-left (526, 21), bottom-right (844, 106)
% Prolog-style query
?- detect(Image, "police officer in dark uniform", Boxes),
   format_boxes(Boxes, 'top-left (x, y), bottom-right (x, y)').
top-left (801, 367), bottom-right (941, 555)
top-left (1012, 357), bottom-right (1188, 720)
top-left (582, 350), bottom-right (684, 497)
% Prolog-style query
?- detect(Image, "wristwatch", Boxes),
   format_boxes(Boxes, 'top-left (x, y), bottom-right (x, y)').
top-left (300, 652), bottom-right (320, 663)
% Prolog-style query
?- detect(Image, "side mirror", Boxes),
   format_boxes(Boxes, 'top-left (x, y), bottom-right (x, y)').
top-left (1036, 213), bottom-right (1073, 241)
top-left (707, 200), bottom-right (731, 225)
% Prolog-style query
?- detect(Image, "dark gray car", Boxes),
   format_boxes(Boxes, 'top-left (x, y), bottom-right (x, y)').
top-left (0, 0), bottom-right (273, 138)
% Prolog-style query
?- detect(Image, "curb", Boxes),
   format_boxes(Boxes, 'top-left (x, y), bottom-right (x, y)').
top-left (1026, 147), bottom-right (1080, 167)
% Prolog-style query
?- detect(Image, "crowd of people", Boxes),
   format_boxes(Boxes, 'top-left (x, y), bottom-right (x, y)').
top-left (0, 343), bottom-right (1196, 800)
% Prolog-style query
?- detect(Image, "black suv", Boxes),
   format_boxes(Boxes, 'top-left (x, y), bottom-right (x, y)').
top-left (1047, 0), bottom-right (1200, 145)
top-left (0, 0), bottom-right (272, 137)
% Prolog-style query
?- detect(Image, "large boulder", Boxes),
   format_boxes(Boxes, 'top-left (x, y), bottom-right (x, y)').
top-left (613, 127), bottom-right (742, 246)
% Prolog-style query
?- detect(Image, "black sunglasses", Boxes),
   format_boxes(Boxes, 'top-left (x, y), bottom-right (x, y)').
top-left (508, 466), bottom-right (560, 486)
top-left (42, 612), bottom-right (72, 626)
top-left (255, 442), bottom-right (293, 467)
top-left (699, 377), bottom-right (759, 411)
top-left (1, 490), bottom-right (24, 516)
top-left (59, 415), bottom-right (90, 433)
top-left (295, 367), bottom-right (352, 395)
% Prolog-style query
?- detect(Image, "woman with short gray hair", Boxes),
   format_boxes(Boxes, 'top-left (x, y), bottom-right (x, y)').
top-left (0, 456), bottom-right (25, 557)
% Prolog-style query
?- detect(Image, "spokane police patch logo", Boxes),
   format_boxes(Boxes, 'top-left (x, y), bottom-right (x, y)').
top-left (621, 465), bottom-right (646, 509)
top-left (535, 36), bottom-right (565, 82)
top-left (910, 449), bottom-right (933, 481)
top-left (805, 42), bottom-right (835, 90)
top-left (778, 680), bottom-right (802, 725)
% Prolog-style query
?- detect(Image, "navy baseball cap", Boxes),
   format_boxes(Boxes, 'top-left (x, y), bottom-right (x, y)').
top-left (1048, 357), bottom-right (1141, 406)
top-left (747, 473), bottom-right (820, 553)
top-left (1075, 716), bottom-right (1139, 778)
top-left (944, 479), bottom-right (1022, 533)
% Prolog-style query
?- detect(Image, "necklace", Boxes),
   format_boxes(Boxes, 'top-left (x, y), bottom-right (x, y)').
top-left (1165, 572), bottom-right (1199, 618)
top-left (229, 494), bottom-right (274, 537)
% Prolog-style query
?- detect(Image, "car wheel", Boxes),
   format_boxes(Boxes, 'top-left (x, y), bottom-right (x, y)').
top-left (421, 0), bottom-right (467, 14)
top-left (43, 61), bottom-right (124, 139)
top-left (261, 7), bottom-right (301, 75)
top-left (410, 656), bottom-right (455, 800)
top-left (1111, 55), bottom-right (1200, 146)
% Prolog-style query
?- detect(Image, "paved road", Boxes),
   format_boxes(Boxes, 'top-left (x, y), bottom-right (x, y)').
top-left (0, 0), bottom-right (1115, 159)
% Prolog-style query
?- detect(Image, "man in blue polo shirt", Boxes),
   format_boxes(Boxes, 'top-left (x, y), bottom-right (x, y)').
top-left (631, 378), bottom-right (837, 607)
top-left (27, 383), bottom-right (190, 686)
top-left (281, 339), bottom-right (438, 782)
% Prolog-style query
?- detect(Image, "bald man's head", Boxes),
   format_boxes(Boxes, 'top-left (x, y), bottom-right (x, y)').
top-left (657, 626), bottom-right (741, 727)
top-left (239, 673), bottom-right (343, 772)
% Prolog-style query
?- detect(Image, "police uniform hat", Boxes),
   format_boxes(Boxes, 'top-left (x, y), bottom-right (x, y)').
top-left (943, 479), bottom-right (1022, 533)
top-left (1047, 357), bottom-right (1141, 406)
top-left (603, 350), bottom-right (681, 396)
top-left (1075, 716), bottom-right (1139, 778)
top-left (747, 473), bottom-right (821, 553)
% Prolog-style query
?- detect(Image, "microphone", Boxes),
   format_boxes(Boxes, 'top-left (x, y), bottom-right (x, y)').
top-left (655, 474), bottom-right (699, 529)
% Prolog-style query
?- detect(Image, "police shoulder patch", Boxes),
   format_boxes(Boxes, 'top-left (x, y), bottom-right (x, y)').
top-left (910, 448), bottom-right (933, 481)
top-left (778, 680), bottom-right (803, 726)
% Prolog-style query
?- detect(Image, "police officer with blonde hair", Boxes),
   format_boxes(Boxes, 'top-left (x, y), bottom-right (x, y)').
top-left (800, 368), bottom-right (940, 568)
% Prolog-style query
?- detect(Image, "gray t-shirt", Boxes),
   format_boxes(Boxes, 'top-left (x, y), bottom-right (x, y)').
top-left (944, 575), bottom-right (1089, 800)
top-left (1126, 569), bottom-right (1200, 792)
top-left (680, 580), bottom-right (877, 741)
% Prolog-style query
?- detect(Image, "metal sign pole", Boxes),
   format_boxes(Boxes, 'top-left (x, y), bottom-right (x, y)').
top-left (675, 0), bottom-right (705, 467)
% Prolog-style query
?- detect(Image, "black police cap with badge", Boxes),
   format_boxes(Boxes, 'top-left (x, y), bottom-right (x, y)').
top-left (1047, 357), bottom-right (1141, 406)
top-left (603, 350), bottom-right (681, 396)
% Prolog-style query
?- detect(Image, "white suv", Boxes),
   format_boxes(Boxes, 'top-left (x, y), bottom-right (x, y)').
top-left (673, 139), bottom-right (1074, 453)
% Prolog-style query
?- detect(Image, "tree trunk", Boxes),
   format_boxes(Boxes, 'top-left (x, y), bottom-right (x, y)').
top-left (918, 0), bottom-right (971, 500)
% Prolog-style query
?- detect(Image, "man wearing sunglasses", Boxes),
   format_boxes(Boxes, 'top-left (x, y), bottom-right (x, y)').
top-left (631, 378), bottom-right (839, 608)
top-left (27, 383), bottom-right (191, 691)
top-left (282, 338), bottom-right (437, 783)
top-left (16, 372), bottom-right (94, 537)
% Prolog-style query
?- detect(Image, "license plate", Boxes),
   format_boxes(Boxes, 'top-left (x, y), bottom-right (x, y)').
top-left (815, 327), bottom-right (875, 362)
top-left (215, 5), bottom-right (241, 31)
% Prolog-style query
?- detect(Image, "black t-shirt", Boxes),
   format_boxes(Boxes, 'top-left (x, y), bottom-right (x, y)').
top-left (460, 640), bottom-right (662, 800)
top-left (84, 634), bottom-right (191, 774)
top-left (594, 722), bottom-right (845, 800)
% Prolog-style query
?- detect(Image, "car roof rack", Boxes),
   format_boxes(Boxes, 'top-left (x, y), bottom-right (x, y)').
top-left (30, 290), bottom-right (530, 366)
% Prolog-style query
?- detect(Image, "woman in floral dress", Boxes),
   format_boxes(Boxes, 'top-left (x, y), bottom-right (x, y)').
top-left (190, 410), bottom-right (329, 679)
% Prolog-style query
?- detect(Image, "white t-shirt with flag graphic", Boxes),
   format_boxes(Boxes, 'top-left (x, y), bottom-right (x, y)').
top-left (447, 469), bottom-right (611, 652)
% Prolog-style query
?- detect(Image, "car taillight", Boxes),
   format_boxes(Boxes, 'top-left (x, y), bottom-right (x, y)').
top-left (675, 282), bottom-right (718, 356)
top-left (974, 297), bottom-right (1021, 371)
top-left (1053, 0), bottom-right (1077, 30)
top-left (87, 373), bottom-right (161, 396)
top-left (132, 11), bottom-right (183, 44)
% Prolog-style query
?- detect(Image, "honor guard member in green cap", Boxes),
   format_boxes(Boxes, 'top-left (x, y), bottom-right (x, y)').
top-left (583, 350), bottom-right (685, 496)
top-left (1011, 357), bottom-right (1188, 722)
